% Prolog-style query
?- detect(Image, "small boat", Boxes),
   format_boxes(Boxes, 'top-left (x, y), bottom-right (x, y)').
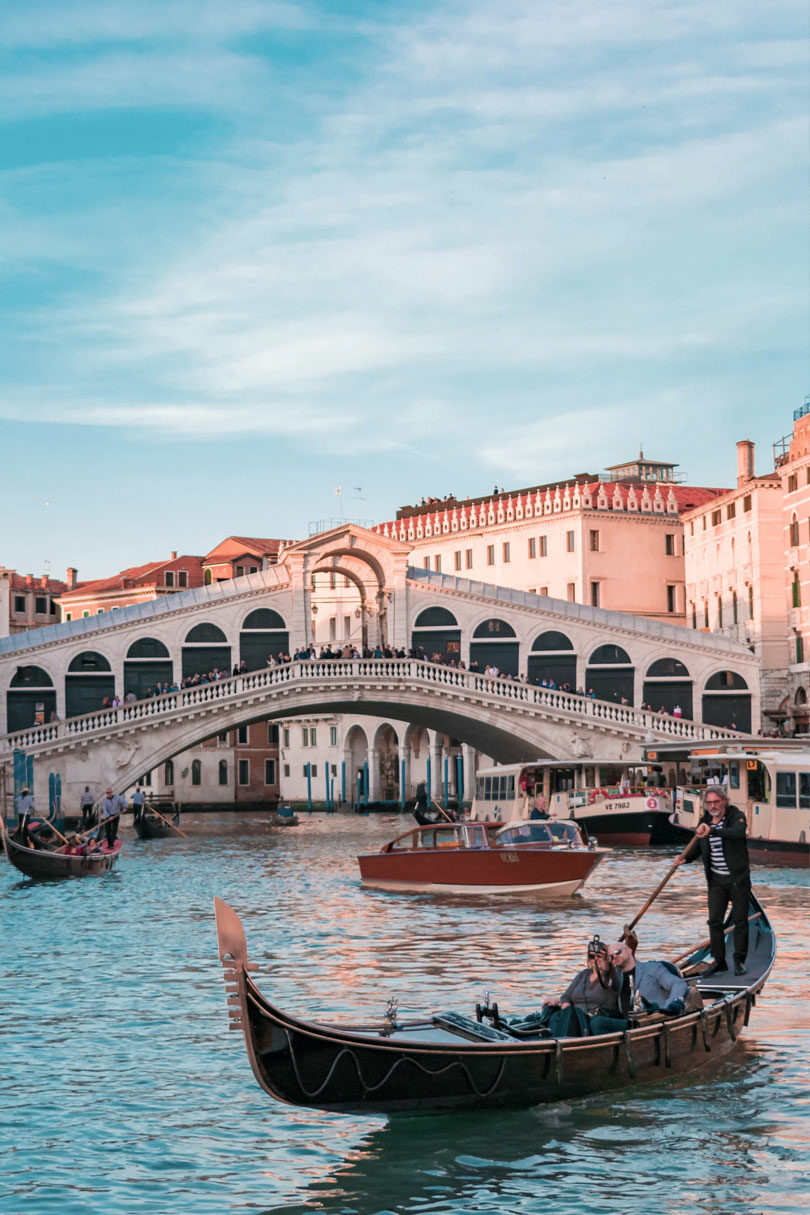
top-left (214, 892), bottom-right (775, 1115)
top-left (650, 742), bottom-right (810, 867)
top-left (473, 761), bottom-right (678, 847)
top-left (357, 819), bottom-right (607, 895)
top-left (133, 806), bottom-right (181, 840)
top-left (267, 806), bottom-right (300, 828)
top-left (0, 818), bottom-right (122, 880)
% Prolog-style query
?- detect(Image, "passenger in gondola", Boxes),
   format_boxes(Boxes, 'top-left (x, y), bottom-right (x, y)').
top-left (539, 937), bottom-right (621, 1036)
top-left (597, 939), bottom-right (695, 1033)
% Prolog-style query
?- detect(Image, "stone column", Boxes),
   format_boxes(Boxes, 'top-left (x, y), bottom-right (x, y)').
top-left (367, 747), bottom-right (380, 800)
top-left (431, 735), bottom-right (444, 800)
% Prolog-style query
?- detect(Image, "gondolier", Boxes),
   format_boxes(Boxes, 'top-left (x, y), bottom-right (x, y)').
top-left (16, 788), bottom-right (35, 822)
top-left (80, 786), bottom-right (95, 827)
top-left (100, 789), bottom-right (119, 849)
top-left (674, 787), bottom-right (750, 976)
top-left (131, 788), bottom-right (145, 824)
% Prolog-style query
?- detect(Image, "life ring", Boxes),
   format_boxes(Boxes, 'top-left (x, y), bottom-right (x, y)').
top-left (589, 791), bottom-right (598, 804)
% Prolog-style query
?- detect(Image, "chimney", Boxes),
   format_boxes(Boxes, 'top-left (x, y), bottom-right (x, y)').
top-left (40, 575), bottom-right (48, 588)
top-left (25, 574), bottom-right (33, 587)
top-left (171, 551), bottom-right (177, 560)
top-left (737, 440), bottom-right (755, 487)
top-left (66, 567), bottom-right (78, 590)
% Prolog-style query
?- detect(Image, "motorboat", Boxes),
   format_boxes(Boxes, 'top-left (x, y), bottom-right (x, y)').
top-left (357, 818), bottom-right (607, 894)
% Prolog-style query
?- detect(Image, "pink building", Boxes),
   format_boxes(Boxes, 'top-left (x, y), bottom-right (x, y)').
top-left (203, 536), bottom-right (287, 584)
top-left (775, 404), bottom-right (810, 731)
top-left (0, 568), bottom-right (67, 636)
top-left (55, 554), bottom-right (205, 621)
top-left (374, 454), bottom-right (725, 625)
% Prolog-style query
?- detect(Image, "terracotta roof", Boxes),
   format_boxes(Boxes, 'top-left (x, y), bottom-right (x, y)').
top-left (58, 556), bottom-right (203, 601)
top-left (7, 572), bottom-right (67, 594)
top-left (204, 536), bottom-right (286, 562)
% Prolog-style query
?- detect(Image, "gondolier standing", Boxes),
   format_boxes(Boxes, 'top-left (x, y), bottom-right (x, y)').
top-left (131, 787), bottom-right (145, 824)
top-left (100, 789), bottom-right (119, 849)
top-left (80, 786), bottom-right (95, 827)
top-left (674, 787), bottom-right (750, 976)
top-left (16, 787), bottom-right (35, 822)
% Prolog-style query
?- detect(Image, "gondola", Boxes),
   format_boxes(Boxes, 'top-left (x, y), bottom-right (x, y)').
top-left (214, 893), bottom-right (775, 1115)
top-left (133, 807), bottom-right (181, 840)
top-left (0, 818), bottom-right (122, 880)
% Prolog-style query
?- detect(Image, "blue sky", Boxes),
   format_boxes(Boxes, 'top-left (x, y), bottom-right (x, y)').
top-left (1, 0), bottom-right (807, 579)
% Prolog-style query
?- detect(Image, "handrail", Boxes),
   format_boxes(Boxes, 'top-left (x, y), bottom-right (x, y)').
top-left (0, 658), bottom-right (730, 756)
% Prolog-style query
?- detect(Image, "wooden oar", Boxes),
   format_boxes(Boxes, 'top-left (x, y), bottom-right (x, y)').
top-left (621, 834), bottom-right (698, 945)
top-left (74, 810), bottom-right (123, 844)
top-left (40, 819), bottom-right (71, 847)
top-left (144, 803), bottom-right (187, 838)
top-left (430, 798), bottom-right (457, 824)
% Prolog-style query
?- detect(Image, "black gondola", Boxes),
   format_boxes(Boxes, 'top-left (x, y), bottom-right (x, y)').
top-left (214, 893), bottom-right (775, 1115)
top-left (1, 818), bottom-right (122, 879)
top-left (133, 807), bottom-right (181, 839)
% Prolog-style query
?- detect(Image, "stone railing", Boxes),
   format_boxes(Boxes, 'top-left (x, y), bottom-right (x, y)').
top-left (0, 658), bottom-right (729, 756)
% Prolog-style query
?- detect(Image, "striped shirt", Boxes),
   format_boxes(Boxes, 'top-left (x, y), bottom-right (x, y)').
top-left (709, 828), bottom-right (730, 876)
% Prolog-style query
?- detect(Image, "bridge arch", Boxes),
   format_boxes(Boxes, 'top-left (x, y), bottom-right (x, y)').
top-left (470, 617), bottom-right (519, 676)
top-left (124, 637), bottom-right (173, 699)
top-left (182, 622), bottom-right (231, 680)
top-left (643, 656), bottom-right (693, 718)
top-left (65, 651), bottom-right (115, 719)
top-left (7, 664), bottom-right (55, 733)
top-left (702, 669), bottom-right (751, 733)
top-left (373, 721), bottom-right (400, 801)
top-left (528, 630), bottom-right (576, 688)
top-left (410, 606), bottom-right (461, 662)
top-left (239, 608), bottom-right (289, 671)
top-left (585, 643), bottom-right (634, 705)
top-left (344, 723), bottom-right (370, 805)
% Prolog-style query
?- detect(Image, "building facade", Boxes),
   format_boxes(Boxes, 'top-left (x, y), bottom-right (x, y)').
top-left (0, 568), bottom-right (67, 637)
top-left (55, 554), bottom-right (205, 620)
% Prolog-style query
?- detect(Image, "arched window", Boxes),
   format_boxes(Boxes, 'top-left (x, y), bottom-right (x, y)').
top-left (65, 651), bottom-right (115, 718)
top-left (589, 644), bottom-right (631, 665)
top-left (705, 671), bottom-right (748, 691)
top-left (716, 595), bottom-right (723, 628)
top-left (242, 608), bottom-right (286, 630)
top-left (10, 665), bottom-right (53, 687)
top-left (643, 657), bottom-right (693, 718)
top-left (239, 609), bottom-right (289, 671)
top-left (192, 759), bottom-right (202, 786)
top-left (164, 759), bottom-right (174, 785)
top-left (646, 658), bottom-right (689, 678)
top-left (204, 568), bottom-right (212, 585)
top-left (531, 630), bottom-right (573, 651)
top-left (185, 622), bottom-right (227, 643)
top-left (748, 585), bottom-right (754, 620)
top-left (414, 607), bottom-right (458, 627)
top-left (585, 645), bottom-right (634, 705)
top-left (218, 760), bottom-right (228, 786)
top-left (793, 575), bottom-right (801, 608)
top-left (67, 651), bottom-right (112, 672)
top-left (732, 590), bottom-right (738, 624)
top-left (790, 514), bottom-right (800, 546)
top-left (127, 638), bottom-right (170, 659)
top-left (472, 618), bottom-right (516, 638)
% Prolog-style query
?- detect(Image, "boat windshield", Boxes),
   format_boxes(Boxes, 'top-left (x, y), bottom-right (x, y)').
top-left (494, 823), bottom-right (553, 845)
top-left (547, 821), bottom-right (584, 845)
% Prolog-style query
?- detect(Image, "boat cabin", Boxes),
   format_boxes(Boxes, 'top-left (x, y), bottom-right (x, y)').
top-left (471, 760), bottom-right (669, 823)
top-left (382, 818), bottom-right (586, 854)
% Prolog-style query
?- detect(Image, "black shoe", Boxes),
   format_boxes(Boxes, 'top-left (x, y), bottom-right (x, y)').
top-left (702, 961), bottom-right (729, 976)
top-left (734, 962), bottom-right (747, 976)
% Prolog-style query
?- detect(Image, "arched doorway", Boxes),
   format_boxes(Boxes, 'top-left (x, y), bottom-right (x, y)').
top-left (469, 618), bottom-right (519, 676)
top-left (65, 651), bottom-right (115, 718)
top-left (7, 665), bottom-right (56, 732)
top-left (344, 724), bottom-right (369, 806)
top-left (585, 644), bottom-right (634, 704)
top-left (527, 630), bottom-right (576, 688)
top-left (643, 657), bottom-right (693, 718)
top-left (182, 622), bottom-right (231, 679)
top-left (375, 723), bottom-right (400, 802)
top-left (702, 671), bottom-right (751, 733)
top-left (239, 609), bottom-right (289, 670)
top-left (410, 606), bottom-right (461, 661)
top-left (124, 637), bottom-right (173, 699)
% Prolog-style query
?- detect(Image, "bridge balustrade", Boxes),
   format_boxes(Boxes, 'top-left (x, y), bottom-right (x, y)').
top-left (0, 658), bottom-right (731, 756)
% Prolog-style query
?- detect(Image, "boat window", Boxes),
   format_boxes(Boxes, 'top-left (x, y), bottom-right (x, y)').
top-left (476, 778), bottom-right (485, 799)
top-left (800, 773), bottom-right (810, 810)
top-left (463, 825), bottom-right (487, 848)
top-left (434, 828), bottom-right (459, 848)
top-left (389, 833), bottom-right (418, 851)
top-left (728, 762), bottom-right (740, 790)
top-left (484, 777), bottom-right (492, 800)
top-left (775, 771), bottom-right (797, 809)
top-left (547, 822), bottom-right (581, 844)
top-left (507, 775), bottom-right (515, 799)
top-left (496, 823), bottom-right (552, 844)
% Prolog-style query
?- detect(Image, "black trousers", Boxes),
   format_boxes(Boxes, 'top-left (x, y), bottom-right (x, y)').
top-left (708, 873), bottom-right (750, 964)
top-left (104, 817), bottom-right (119, 848)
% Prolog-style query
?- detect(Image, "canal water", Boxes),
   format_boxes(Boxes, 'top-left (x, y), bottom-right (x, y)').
top-left (2, 812), bottom-right (807, 1215)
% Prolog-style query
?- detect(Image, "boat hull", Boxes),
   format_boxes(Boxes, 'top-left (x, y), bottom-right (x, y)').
top-left (4, 836), bottom-right (122, 879)
top-left (134, 814), bottom-right (179, 840)
top-left (357, 846), bottom-right (602, 894)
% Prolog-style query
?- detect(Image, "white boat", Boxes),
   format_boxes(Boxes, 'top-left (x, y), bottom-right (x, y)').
top-left (471, 760), bottom-right (676, 846)
top-left (663, 743), bottom-right (810, 867)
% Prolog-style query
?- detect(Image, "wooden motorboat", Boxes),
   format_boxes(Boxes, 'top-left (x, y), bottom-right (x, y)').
top-left (133, 807), bottom-right (181, 840)
top-left (214, 893), bottom-right (775, 1115)
top-left (357, 818), bottom-right (607, 894)
top-left (1, 818), bottom-right (122, 879)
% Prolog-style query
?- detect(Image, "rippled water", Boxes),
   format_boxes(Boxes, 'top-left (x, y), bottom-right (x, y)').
top-left (2, 812), bottom-right (807, 1215)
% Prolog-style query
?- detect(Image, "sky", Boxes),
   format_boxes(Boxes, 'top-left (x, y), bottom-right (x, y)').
top-left (0, 0), bottom-right (807, 580)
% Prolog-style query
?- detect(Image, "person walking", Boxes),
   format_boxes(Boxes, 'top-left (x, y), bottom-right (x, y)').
top-left (674, 787), bottom-right (751, 976)
top-left (79, 786), bottom-right (95, 827)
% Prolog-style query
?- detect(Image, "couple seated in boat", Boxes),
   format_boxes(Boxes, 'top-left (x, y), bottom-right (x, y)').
top-left (539, 935), bottom-right (697, 1037)
top-left (59, 835), bottom-right (100, 856)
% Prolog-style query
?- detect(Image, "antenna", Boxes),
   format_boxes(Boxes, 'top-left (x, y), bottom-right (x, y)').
top-left (334, 485), bottom-right (343, 522)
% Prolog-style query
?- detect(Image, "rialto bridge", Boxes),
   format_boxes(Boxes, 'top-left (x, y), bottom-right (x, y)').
top-left (0, 525), bottom-right (759, 797)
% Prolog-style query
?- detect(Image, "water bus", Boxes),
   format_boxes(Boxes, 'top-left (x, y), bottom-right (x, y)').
top-left (648, 741), bottom-right (810, 867)
top-left (471, 761), bottom-right (676, 846)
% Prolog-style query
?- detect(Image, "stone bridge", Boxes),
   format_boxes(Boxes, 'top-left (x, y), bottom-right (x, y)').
top-left (0, 524), bottom-right (759, 797)
top-left (0, 658), bottom-right (730, 799)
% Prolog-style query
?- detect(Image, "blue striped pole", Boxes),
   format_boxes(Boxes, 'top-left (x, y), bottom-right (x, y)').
top-left (306, 763), bottom-right (312, 810)
top-left (426, 756), bottom-right (432, 805)
top-left (456, 754), bottom-right (464, 806)
top-left (400, 759), bottom-right (406, 809)
top-left (443, 756), bottom-right (449, 808)
top-left (363, 761), bottom-right (369, 804)
top-left (325, 762), bottom-right (329, 810)
top-left (341, 760), bottom-right (346, 804)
